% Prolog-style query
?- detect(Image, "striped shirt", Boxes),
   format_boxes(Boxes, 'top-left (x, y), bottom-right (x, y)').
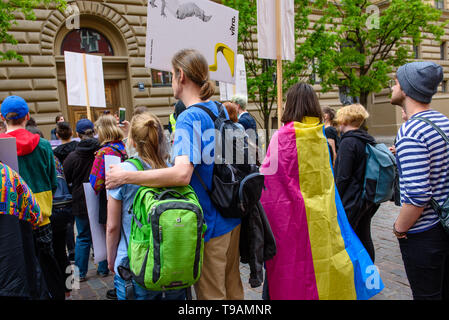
top-left (395, 109), bottom-right (449, 233)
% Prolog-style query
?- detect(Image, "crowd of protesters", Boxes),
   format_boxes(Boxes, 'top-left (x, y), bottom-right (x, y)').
top-left (0, 50), bottom-right (448, 301)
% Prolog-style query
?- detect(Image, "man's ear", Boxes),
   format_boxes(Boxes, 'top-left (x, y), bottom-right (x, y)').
top-left (26, 113), bottom-right (30, 121)
top-left (178, 68), bottom-right (185, 83)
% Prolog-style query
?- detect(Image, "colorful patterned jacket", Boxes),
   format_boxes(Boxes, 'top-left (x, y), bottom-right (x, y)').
top-left (0, 161), bottom-right (41, 227)
top-left (0, 129), bottom-right (56, 227)
top-left (89, 141), bottom-right (127, 194)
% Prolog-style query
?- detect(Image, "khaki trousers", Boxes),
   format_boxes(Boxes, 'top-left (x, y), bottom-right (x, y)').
top-left (194, 224), bottom-right (244, 300)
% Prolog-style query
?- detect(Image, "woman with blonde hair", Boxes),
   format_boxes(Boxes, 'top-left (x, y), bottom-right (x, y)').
top-left (106, 112), bottom-right (186, 300)
top-left (106, 48), bottom-right (243, 300)
top-left (89, 114), bottom-right (127, 279)
top-left (334, 103), bottom-right (379, 262)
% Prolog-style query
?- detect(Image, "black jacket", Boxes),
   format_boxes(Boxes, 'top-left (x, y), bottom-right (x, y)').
top-left (239, 201), bottom-right (277, 288)
top-left (0, 215), bottom-right (49, 299)
top-left (63, 138), bottom-right (100, 217)
top-left (334, 129), bottom-right (376, 221)
top-left (53, 141), bottom-right (79, 164)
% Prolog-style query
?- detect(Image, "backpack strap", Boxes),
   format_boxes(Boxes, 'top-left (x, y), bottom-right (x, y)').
top-left (107, 143), bottom-right (128, 161)
top-left (126, 158), bottom-right (145, 171)
top-left (414, 117), bottom-right (449, 146)
top-left (190, 103), bottom-right (218, 122)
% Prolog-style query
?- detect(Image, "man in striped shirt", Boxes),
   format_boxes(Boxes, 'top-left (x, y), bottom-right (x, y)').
top-left (391, 61), bottom-right (449, 300)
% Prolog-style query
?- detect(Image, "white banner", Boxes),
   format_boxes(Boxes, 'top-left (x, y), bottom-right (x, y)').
top-left (145, 0), bottom-right (239, 83)
top-left (83, 183), bottom-right (107, 264)
top-left (219, 54), bottom-right (247, 101)
top-left (257, 0), bottom-right (295, 62)
top-left (64, 51), bottom-right (106, 108)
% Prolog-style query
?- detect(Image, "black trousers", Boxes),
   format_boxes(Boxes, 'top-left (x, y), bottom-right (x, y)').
top-left (348, 201), bottom-right (380, 263)
top-left (399, 224), bottom-right (449, 300)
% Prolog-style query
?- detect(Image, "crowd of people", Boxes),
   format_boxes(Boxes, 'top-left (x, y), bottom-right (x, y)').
top-left (0, 49), bottom-right (448, 301)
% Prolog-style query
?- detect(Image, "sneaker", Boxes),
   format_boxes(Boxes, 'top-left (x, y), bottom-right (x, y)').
top-left (106, 289), bottom-right (117, 300)
top-left (79, 276), bottom-right (87, 282)
top-left (97, 271), bottom-right (109, 277)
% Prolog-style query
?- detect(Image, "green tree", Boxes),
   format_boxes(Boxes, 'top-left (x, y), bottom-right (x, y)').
top-left (312, 0), bottom-right (446, 107)
top-left (222, 0), bottom-right (326, 146)
top-left (1, 0), bottom-right (66, 62)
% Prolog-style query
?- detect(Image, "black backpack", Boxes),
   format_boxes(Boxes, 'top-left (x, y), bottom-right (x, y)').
top-left (191, 102), bottom-right (264, 219)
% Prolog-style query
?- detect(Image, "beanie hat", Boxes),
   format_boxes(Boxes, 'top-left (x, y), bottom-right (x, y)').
top-left (1, 96), bottom-right (29, 120)
top-left (76, 118), bottom-right (94, 134)
top-left (396, 61), bottom-right (443, 104)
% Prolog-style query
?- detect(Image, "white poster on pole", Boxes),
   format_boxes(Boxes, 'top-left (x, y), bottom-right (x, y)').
top-left (0, 138), bottom-right (19, 173)
top-left (64, 51), bottom-right (106, 108)
top-left (257, 0), bottom-right (295, 62)
top-left (145, 0), bottom-right (239, 83)
top-left (219, 54), bottom-right (247, 101)
top-left (83, 183), bottom-right (107, 264)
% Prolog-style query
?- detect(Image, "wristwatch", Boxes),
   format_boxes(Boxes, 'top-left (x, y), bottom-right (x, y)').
top-left (393, 223), bottom-right (407, 238)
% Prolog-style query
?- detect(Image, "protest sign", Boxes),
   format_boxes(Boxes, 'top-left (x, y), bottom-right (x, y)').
top-left (64, 51), bottom-right (106, 120)
top-left (257, 0), bottom-right (295, 62)
top-left (83, 183), bottom-right (106, 264)
top-left (0, 137), bottom-right (19, 173)
top-left (145, 0), bottom-right (239, 83)
top-left (104, 155), bottom-right (121, 198)
top-left (219, 54), bottom-right (247, 101)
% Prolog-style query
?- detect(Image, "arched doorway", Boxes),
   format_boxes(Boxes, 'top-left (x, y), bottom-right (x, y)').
top-left (54, 15), bottom-right (132, 131)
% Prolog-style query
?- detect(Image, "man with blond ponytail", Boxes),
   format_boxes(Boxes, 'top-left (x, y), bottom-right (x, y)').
top-left (106, 49), bottom-right (244, 300)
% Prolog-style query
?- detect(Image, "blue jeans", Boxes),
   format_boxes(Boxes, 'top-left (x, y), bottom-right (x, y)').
top-left (74, 216), bottom-right (108, 278)
top-left (114, 275), bottom-right (187, 300)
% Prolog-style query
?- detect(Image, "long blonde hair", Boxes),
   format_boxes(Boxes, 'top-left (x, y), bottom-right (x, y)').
top-left (95, 114), bottom-right (124, 145)
top-left (129, 112), bottom-right (168, 169)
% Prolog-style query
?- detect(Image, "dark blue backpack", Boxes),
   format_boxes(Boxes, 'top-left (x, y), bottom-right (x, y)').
top-left (50, 173), bottom-right (73, 230)
top-left (362, 143), bottom-right (397, 204)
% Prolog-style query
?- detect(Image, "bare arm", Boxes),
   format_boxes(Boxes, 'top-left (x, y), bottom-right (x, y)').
top-left (106, 197), bottom-right (122, 273)
top-left (105, 155), bottom-right (193, 190)
top-left (393, 203), bottom-right (425, 238)
top-left (328, 138), bottom-right (337, 167)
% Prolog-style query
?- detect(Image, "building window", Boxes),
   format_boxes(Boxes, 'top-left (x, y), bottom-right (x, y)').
top-left (435, 0), bottom-right (444, 9)
top-left (413, 44), bottom-right (420, 59)
top-left (151, 69), bottom-right (172, 87)
top-left (61, 28), bottom-right (114, 56)
top-left (441, 41), bottom-right (446, 60)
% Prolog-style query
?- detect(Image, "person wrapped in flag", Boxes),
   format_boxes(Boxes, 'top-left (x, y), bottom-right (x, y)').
top-left (260, 82), bottom-right (384, 300)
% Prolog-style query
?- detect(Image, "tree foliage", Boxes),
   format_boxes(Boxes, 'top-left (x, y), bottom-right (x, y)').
top-left (0, 0), bottom-right (67, 62)
top-left (312, 0), bottom-right (446, 106)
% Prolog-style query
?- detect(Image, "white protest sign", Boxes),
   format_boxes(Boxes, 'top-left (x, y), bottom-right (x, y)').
top-left (83, 183), bottom-right (107, 264)
top-left (104, 155), bottom-right (121, 199)
top-left (64, 51), bottom-right (106, 108)
top-left (145, 0), bottom-right (239, 83)
top-left (257, 0), bottom-right (295, 62)
top-left (0, 138), bottom-right (19, 173)
top-left (219, 54), bottom-right (247, 101)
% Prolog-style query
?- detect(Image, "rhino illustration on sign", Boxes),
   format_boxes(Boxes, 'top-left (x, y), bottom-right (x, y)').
top-left (149, 0), bottom-right (212, 22)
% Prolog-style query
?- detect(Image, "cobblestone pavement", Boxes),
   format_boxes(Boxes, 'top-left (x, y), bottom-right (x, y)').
top-left (71, 201), bottom-right (411, 300)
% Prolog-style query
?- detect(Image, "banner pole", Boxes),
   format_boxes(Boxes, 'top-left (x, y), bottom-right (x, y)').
top-left (275, 0), bottom-right (283, 129)
top-left (82, 53), bottom-right (92, 121)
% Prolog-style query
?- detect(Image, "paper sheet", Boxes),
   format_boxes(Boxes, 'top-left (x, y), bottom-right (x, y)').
top-left (0, 137), bottom-right (19, 173)
top-left (83, 183), bottom-right (107, 264)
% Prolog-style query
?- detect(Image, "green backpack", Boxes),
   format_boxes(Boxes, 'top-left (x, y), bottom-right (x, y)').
top-left (125, 158), bottom-right (207, 292)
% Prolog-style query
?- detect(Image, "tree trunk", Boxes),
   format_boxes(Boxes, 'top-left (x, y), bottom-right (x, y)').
top-left (360, 92), bottom-right (369, 108)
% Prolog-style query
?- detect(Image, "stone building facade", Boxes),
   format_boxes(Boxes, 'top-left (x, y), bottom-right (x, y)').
top-left (0, 0), bottom-right (448, 139)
